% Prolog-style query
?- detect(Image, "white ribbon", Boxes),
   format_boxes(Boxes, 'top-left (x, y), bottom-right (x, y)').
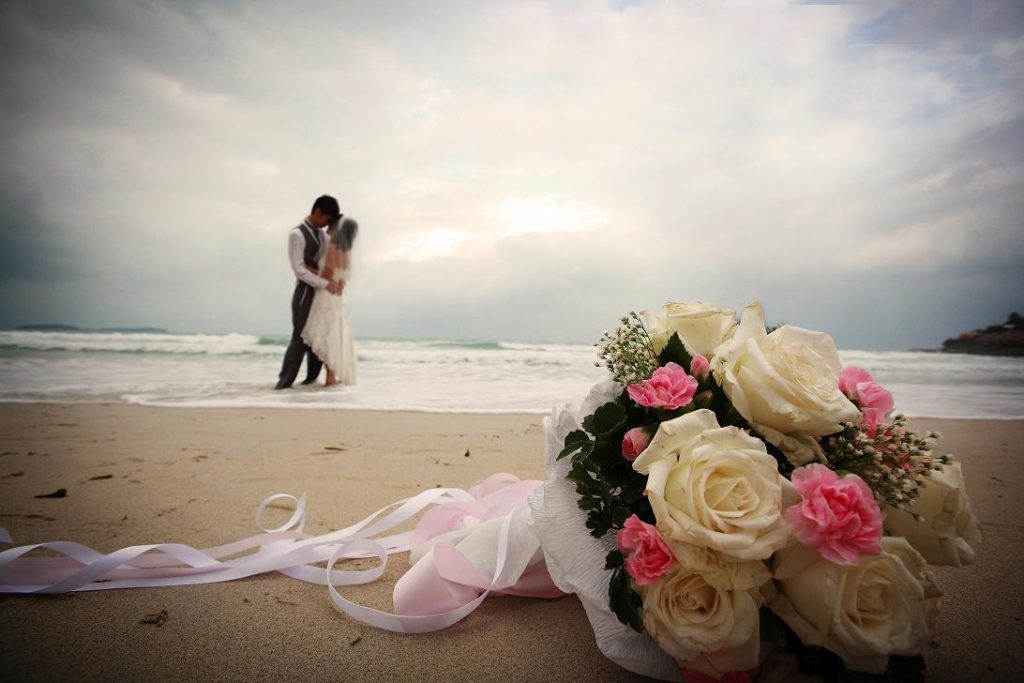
top-left (324, 511), bottom-right (515, 633)
top-left (0, 485), bottom-right (520, 634)
top-left (0, 487), bottom-right (465, 592)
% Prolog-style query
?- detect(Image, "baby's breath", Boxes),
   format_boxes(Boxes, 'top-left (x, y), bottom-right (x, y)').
top-left (822, 414), bottom-right (947, 509)
top-left (595, 312), bottom-right (658, 386)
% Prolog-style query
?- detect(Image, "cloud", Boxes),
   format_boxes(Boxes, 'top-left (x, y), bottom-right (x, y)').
top-left (383, 226), bottom-right (469, 263)
top-left (381, 195), bottom-right (609, 264)
top-left (0, 0), bottom-right (1021, 348)
top-left (488, 196), bottom-right (609, 239)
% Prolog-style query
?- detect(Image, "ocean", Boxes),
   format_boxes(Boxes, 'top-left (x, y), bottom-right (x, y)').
top-left (1, 330), bottom-right (1022, 419)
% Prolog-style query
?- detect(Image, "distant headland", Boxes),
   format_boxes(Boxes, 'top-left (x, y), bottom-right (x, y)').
top-left (942, 312), bottom-right (1024, 357)
top-left (12, 324), bottom-right (169, 334)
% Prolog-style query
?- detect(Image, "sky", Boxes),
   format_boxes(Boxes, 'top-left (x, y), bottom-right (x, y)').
top-left (1, 0), bottom-right (1021, 350)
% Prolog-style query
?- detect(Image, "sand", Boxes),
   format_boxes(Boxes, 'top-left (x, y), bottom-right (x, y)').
top-left (1, 403), bottom-right (1022, 681)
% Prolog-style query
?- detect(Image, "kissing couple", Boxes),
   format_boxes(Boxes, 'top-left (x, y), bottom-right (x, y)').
top-left (275, 194), bottom-right (359, 390)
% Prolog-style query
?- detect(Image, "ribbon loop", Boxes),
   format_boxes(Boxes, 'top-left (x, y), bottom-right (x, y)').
top-left (254, 493), bottom-right (307, 533)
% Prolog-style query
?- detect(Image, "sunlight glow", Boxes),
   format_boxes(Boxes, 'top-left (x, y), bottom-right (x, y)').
top-left (382, 195), bottom-right (609, 264)
top-left (384, 226), bottom-right (468, 263)
top-left (490, 196), bottom-right (608, 239)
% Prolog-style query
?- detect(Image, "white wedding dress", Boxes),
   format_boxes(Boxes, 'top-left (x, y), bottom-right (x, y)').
top-left (301, 258), bottom-right (356, 385)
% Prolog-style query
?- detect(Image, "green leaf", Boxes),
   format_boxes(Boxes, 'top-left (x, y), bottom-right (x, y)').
top-left (654, 403), bottom-right (699, 421)
top-left (621, 484), bottom-right (645, 505)
top-left (607, 566), bottom-right (645, 632)
top-left (657, 332), bottom-right (693, 369)
top-left (558, 429), bottom-right (593, 461)
top-left (610, 504), bottom-right (631, 528)
top-left (590, 437), bottom-right (624, 468)
top-left (718, 402), bottom-right (747, 429)
top-left (604, 549), bottom-right (624, 570)
top-left (583, 401), bottom-right (627, 437)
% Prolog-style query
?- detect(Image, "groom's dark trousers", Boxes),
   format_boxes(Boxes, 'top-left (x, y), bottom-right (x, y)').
top-left (276, 281), bottom-right (323, 389)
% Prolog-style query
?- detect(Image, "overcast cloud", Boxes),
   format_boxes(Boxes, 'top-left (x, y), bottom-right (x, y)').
top-left (1, 0), bottom-right (1021, 349)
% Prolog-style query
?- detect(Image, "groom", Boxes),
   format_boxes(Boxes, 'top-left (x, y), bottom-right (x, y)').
top-left (275, 194), bottom-right (343, 390)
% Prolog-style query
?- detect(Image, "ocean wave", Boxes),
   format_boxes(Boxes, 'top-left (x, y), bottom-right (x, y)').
top-left (0, 331), bottom-right (271, 356)
top-left (421, 340), bottom-right (506, 351)
top-left (257, 335), bottom-right (288, 347)
top-left (2, 332), bottom-right (1022, 419)
top-left (0, 331), bottom-right (598, 358)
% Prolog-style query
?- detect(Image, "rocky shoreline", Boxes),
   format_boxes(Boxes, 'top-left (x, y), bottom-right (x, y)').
top-left (942, 313), bottom-right (1024, 357)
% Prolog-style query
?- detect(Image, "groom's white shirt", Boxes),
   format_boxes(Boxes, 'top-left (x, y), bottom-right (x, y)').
top-left (288, 219), bottom-right (329, 290)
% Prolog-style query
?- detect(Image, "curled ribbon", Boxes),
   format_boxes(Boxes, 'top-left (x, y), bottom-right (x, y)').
top-left (0, 473), bottom-right (564, 633)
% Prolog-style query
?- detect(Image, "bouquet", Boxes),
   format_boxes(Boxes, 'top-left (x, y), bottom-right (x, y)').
top-left (530, 301), bottom-right (981, 682)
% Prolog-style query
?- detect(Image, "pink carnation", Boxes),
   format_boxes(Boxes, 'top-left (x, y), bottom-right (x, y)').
top-left (838, 366), bottom-right (874, 396)
top-left (616, 515), bottom-right (675, 585)
top-left (626, 362), bottom-right (698, 410)
top-left (621, 427), bottom-right (650, 461)
top-left (689, 353), bottom-right (710, 380)
top-left (785, 464), bottom-right (882, 565)
top-left (839, 366), bottom-right (894, 436)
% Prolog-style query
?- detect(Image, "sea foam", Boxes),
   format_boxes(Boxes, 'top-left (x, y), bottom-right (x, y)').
top-left (1, 331), bottom-right (1022, 418)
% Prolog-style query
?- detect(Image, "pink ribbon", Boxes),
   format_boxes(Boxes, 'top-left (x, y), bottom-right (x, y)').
top-left (392, 473), bottom-right (563, 617)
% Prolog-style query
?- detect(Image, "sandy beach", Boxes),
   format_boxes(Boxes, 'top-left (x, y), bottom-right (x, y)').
top-left (1, 403), bottom-right (1021, 681)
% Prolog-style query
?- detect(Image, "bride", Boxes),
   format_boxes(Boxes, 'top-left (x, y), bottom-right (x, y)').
top-left (302, 217), bottom-right (358, 386)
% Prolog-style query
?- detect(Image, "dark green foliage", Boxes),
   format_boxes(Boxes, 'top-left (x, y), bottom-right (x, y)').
top-left (606, 550), bottom-right (644, 632)
top-left (559, 386), bottom-right (656, 634)
top-left (657, 331), bottom-right (693, 368)
top-left (705, 378), bottom-right (746, 429)
top-left (582, 401), bottom-right (627, 438)
top-left (766, 439), bottom-right (795, 478)
top-left (563, 391), bottom-right (654, 538)
top-left (557, 429), bottom-right (592, 461)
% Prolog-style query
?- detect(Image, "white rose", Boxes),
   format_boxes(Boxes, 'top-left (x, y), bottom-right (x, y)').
top-left (766, 537), bottom-right (942, 674)
top-left (883, 458), bottom-right (982, 567)
top-left (712, 302), bottom-right (860, 464)
top-left (667, 539), bottom-right (772, 589)
top-left (751, 425), bottom-right (827, 466)
top-left (632, 410), bottom-right (790, 561)
top-left (640, 301), bottom-right (737, 357)
top-left (639, 560), bottom-right (763, 676)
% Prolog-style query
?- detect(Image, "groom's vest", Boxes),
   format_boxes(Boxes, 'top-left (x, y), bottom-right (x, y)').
top-left (298, 222), bottom-right (322, 276)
